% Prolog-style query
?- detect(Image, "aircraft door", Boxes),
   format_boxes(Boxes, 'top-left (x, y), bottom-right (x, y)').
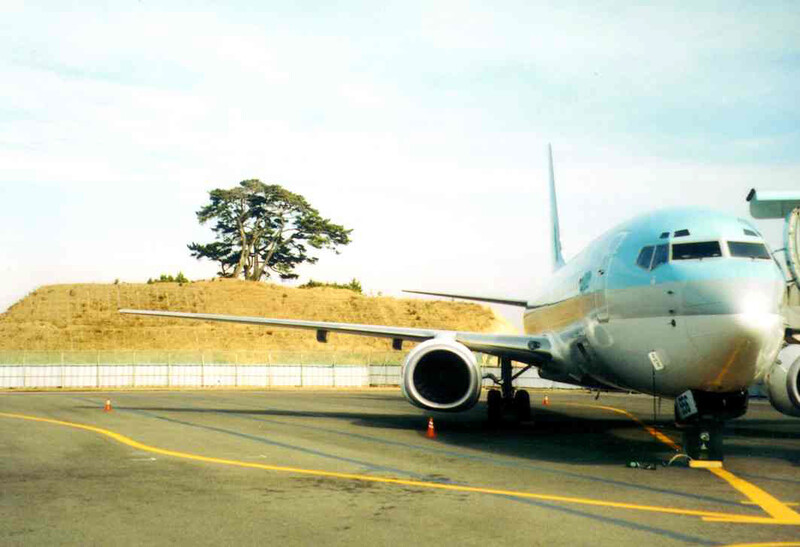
top-left (595, 232), bottom-right (628, 323)
top-left (594, 256), bottom-right (612, 322)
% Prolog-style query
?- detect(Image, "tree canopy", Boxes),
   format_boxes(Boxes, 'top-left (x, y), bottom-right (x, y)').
top-left (188, 180), bottom-right (352, 281)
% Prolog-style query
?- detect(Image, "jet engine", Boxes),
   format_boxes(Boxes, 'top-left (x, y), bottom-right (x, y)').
top-left (401, 338), bottom-right (482, 412)
top-left (765, 346), bottom-right (800, 417)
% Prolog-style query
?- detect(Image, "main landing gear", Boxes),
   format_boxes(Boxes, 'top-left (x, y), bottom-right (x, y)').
top-left (674, 389), bottom-right (748, 462)
top-left (485, 357), bottom-right (533, 425)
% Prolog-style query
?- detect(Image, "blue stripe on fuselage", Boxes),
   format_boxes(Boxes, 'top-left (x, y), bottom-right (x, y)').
top-left (528, 206), bottom-right (785, 309)
top-left (608, 259), bottom-right (783, 291)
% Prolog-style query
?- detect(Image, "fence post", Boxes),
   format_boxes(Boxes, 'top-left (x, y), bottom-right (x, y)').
top-left (235, 352), bottom-right (239, 388)
top-left (60, 351), bottom-right (65, 388)
top-left (167, 352), bottom-right (172, 388)
top-left (201, 351), bottom-right (205, 388)
top-left (22, 350), bottom-right (27, 388)
top-left (267, 351), bottom-right (272, 388)
top-left (96, 350), bottom-right (100, 388)
top-left (132, 351), bottom-right (137, 388)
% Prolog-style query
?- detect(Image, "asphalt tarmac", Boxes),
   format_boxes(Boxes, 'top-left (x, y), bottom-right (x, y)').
top-left (1, 389), bottom-right (798, 546)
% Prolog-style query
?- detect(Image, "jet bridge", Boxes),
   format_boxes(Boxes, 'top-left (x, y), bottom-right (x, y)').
top-left (747, 189), bottom-right (800, 330)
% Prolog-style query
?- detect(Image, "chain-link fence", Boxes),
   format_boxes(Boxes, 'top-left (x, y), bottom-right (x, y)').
top-left (0, 350), bottom-right (409, 366)
top-left (0, 350), bottom-right (568, 390)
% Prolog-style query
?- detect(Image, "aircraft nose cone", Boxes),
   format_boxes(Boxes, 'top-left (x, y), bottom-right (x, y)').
top-left (680, 279), bottom-right (784, 392)
top-left (681, 279), bottom-right (783, 316)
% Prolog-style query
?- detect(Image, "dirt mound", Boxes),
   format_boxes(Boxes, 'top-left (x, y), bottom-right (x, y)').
top-left (0, 279), bottom-right (506, 351)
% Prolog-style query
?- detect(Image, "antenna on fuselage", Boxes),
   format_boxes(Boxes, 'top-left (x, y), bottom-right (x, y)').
top-left (548, 143), bottom-right (566, 271)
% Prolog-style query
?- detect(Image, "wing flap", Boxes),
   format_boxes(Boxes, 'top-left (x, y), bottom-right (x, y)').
top-left (403, 290), bottom-right (528, 307)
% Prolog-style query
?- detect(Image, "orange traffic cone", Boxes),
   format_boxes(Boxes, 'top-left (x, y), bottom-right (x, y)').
top-left (104, 399), bottom-right (112, 412)
top-left (543, 395), bottom-right (550, 406)
top-left (426, 417), bottom-right (436, 439)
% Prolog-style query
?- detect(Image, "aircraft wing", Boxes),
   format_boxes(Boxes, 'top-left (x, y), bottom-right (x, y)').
top-left (118, 309), bottom-right (552, 365)
top-left (403, 290), bottom-right (529, 307)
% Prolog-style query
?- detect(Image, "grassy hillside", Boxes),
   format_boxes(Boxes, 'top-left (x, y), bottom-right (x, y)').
top-left (0, 279), bottom-right (514, 351)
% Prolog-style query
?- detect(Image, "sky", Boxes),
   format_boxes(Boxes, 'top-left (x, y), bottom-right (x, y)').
top-left (1, 1), bottom-right (799, 325)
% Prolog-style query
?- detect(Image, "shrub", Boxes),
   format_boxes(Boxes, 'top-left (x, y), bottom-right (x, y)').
top-left (298, 278), bottom-right (362, 294)
top-left (148, 272), bottom-right (191, 284)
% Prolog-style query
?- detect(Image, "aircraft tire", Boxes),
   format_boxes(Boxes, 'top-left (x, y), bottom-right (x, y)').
top-left (513, 389), bottom-right (531, 422)
top-left (487, 389), bottom-right (503, 426)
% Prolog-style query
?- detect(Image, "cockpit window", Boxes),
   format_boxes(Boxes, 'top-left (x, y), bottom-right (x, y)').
top-left (728, 241), bottom-right (771, 259)
top-left (672, 241), bottom-right (722, 260)
top-left (674, 229), bottom-right (690, 238)
top-left (738, 219), bottom-right (761, 237)
top-left (651, 244), bottom-right (669, 269)
top-left (659, 232), bottom-right (670, 239)
top-left (636, 246), bottom-right (654, 269)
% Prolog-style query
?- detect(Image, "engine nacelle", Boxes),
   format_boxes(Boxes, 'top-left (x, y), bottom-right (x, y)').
top-left (401, 338), bottom-right (482, 412)
top-left (765, 346), bottom-right (800, 417)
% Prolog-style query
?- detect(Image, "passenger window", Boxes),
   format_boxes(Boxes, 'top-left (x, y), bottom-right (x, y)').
top-left (651, 244), bottom-right (669, 269)
top-left (636, 246), bottom-right (655, 269)
top-left (672, 241), bottom-right (722, 260)
top-left (728, 241), bottom-right (771, 259)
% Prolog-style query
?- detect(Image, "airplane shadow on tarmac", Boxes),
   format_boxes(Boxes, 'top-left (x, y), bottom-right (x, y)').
top-left (723, 419), bottom-right (800, 466)
top-left (88, 401), bottom-right (696, 468)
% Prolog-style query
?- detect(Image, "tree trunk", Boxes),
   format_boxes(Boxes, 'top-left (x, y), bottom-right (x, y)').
top-left (248, 226), bottom-right (265, 281)
top-left (258, 216), bottom-right (286, 280)
top-left (233, 224), bottom-right (249, 278)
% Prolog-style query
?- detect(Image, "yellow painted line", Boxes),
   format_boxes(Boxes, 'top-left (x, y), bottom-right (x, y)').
top-left (708, 468), bottom-right (800, 524)
top-left (560, 402), bottom-right (682, 451)
top-left (689, 460), bottom-right (723, 469)
top-left (558, 401), bottom-right (800, 525)
top-left (0, 411), bottom-right (751, 522)
top-left (704, 515), bottom-right (800, 524)
top-left (742, 501), bottom-right (799, 507)
top-left (723, 542), bottom-right (800, 547)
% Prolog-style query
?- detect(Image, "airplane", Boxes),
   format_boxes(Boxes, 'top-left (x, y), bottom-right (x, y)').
top-left (121, 145), bottom-right (800, 461)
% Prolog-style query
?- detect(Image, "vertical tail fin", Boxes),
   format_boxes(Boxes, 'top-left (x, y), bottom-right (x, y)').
top-left (548, 144), bottom-right (566, 271)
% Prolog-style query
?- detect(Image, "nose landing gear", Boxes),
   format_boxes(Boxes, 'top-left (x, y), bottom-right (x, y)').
top-left (680, 421), bottom-right (725, 462)
top-left (674, 389), bottom-right (748, 462)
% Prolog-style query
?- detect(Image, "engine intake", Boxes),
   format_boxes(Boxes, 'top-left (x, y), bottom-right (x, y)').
top-left (765, 347), bottom-right (800, 417)
top-left (401, 338), bottom-right (482, 412)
